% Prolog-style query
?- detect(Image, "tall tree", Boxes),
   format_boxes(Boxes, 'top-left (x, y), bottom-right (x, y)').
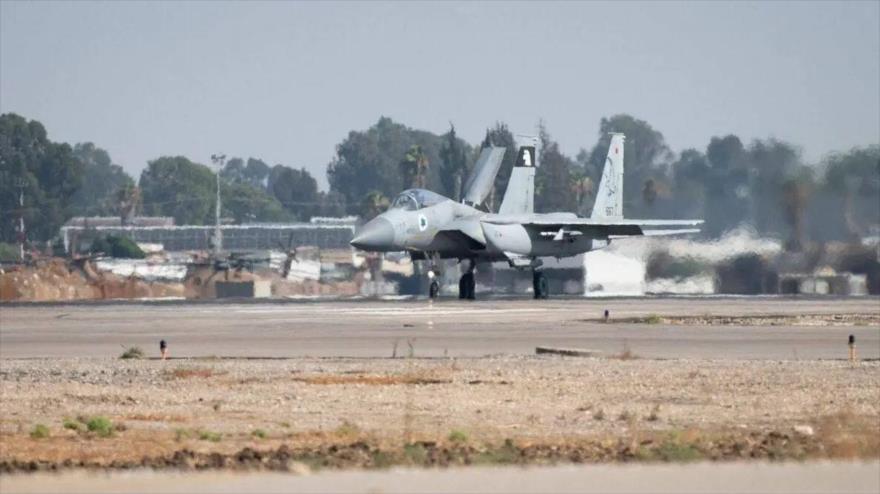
top-left (327, 117), bottom-right (447, 214)
top-left (399, 144), bottom-right (429, 190)
top-left (70, 142), bottom-right (134, 217)
top-left (439, 124), bottom-right (469, 200)
top-left (584, 114), bottom-right (672, 217)
top-left (0, 113), bottom-right (85, 242)
top-left (139, 156), bottom-right (216, 225)
top-left (268, 165), bottom-right (320, 220)
top-left (535, 123), bottom-right (578, 213)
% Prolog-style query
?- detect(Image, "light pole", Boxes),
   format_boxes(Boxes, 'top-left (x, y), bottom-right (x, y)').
top-left (210, 154), bottom-right (226, 258)
top-left (13, 178), bottom-right (26, 262)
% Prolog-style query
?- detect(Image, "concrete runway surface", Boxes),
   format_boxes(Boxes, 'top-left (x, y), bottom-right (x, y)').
top-left (1, 297), bottom-right (878, 359)
top-left (2, 461), bottom-right (878, 494)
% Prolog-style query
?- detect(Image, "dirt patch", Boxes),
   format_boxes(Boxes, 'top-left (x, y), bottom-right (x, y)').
top-left (290, 373), bottom-right (451, 386)
top-left (0, 426), bottom-right (876, 474)
top-left (588, 313), bottom-right (880, 326)
top-left (166, 367), bottom-right (225, 380)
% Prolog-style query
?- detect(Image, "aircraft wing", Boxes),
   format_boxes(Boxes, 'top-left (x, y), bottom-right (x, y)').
top-left (483, 217), bottom-right (703, 238)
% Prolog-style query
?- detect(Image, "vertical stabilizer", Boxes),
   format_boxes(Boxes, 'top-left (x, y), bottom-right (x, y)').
top-left (591, 133), bottom-right (625, 219)
top-left (498, 144), bottom-right (536, 215)
top-left (462, 146), bottom-right (506, 206)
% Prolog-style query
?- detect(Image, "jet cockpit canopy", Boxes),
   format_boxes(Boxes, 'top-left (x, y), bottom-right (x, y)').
top-left (390, 189), bottom-right (447, 211)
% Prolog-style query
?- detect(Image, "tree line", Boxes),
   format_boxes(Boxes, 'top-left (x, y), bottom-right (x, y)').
top-left (1, 112), bottom-right (877, 251)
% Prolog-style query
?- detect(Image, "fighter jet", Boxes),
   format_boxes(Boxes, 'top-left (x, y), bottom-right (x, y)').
top-left (351, 133), bottom-right (703, 299)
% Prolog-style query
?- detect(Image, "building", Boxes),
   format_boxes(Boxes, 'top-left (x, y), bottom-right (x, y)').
top-left (61, 217), bottom-right (356, 254)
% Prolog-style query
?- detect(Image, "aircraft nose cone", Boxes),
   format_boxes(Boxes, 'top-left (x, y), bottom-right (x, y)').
top-left (350, 217), bottom-right (395, 250)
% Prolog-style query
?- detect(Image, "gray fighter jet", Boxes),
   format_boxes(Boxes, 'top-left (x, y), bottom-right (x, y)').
top-left (351, 133), bottom-right (703, 299)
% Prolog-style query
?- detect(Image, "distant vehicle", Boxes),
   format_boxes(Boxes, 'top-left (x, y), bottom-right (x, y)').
top-left (351, 133), bottom-right (703, 299)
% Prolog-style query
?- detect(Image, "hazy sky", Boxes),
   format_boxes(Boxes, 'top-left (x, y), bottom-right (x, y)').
top-left (2, 1), bottom-right (878, 189)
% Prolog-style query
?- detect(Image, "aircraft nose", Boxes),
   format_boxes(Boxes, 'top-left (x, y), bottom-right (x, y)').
top-left (350, 217), bottom-right (395, 250)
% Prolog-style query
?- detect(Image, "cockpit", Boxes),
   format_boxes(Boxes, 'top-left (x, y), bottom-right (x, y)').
top-left (389, 189), bottom-right (446, 211)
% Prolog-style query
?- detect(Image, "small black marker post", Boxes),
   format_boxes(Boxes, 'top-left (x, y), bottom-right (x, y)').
top-left (848, 335), bottom-right (856, 364)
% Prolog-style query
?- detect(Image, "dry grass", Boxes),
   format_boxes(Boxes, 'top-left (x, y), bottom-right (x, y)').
top-left (814, 410), bottom-right (880, 458)
top-left (291, 373), bottom-right (450, 386)
top-left (166, 367), bottom-right (223, 379)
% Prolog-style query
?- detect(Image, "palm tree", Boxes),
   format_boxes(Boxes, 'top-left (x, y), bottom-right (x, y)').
top-left (113, 184), bottom-right (141, 226)
top-left (399, 145), bottom-right (429, 189)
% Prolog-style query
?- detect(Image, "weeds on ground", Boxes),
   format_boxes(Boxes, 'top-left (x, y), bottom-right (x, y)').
top-left (86, 416), bottom-right (114, 437)
top-left (334, 421), bottom-right (360, 437)
top-left (643, 314), bottom-right (663, 324)
top-left (252, 429), bottom-right (267, 439)
top-left (62, 418), bottom-right (82, 431)
top-left (167, 367), bottom-right (219, 379)
top-left (119, 346), bottom-right (144, 359)
top-left (593, 409), bottom-right (606, 421)
top-left (30, 424), bottom-right (50, 439)
top-left (447, 430), bottom-right (468, 443)
top-left (646, 404), bottom-right (661, 422)
top-left (198, 430), bottom-right (222, 442)
top-left (174, 428), bottom-right (192, 441)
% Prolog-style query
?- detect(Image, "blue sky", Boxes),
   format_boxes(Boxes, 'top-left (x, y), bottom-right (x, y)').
top-left (2, 1), bottom-right (878, 189)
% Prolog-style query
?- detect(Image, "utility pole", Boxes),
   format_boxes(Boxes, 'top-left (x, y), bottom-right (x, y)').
top-left (210, 154), bottom-right (226, 258)
top-left (13, 178), bottom-right (26, 262)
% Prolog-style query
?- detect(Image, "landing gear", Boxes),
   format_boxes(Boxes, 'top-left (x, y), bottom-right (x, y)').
top-left (426, 252), bottom-right (441, 299)
top-left (458, 259), bottom-right (476, 300)
top-left (532, 270), bottom-right (548, 299)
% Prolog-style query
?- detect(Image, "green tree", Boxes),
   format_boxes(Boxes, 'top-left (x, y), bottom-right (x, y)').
top-left (139, 156), bottom-right (216, 225)
top-left (439, 124), bottom-right (470, 200)
top-left (327, 117), bottom-right (447, 213)
top-left (268, 165), bottom-right (320, 220)
top-left (399, 144), bottom-right (429, 190)
top-left (360, 190), bottom-right (390, 220)
top-left (222, 181), bottom-right (291, 223)
top-left (0, 113), bottom-right (85, 242)
top-left (535, 123), bottom-right (578, 213)
top-left (70, 143), bottom-right (135, 217)
top-left (584, 115), bottom-right (672, 217)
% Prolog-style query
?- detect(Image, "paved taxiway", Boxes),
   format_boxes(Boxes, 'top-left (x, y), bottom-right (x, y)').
top-left (3, 461), bottom-right (879, 494)
top-left (1, 297), bottom-right (878, 359)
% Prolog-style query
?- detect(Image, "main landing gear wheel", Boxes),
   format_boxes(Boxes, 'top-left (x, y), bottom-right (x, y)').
top-left (429, 279), bottom-right (440, 299)
top-left (533, 271), bottom-right (549, 300)
top-left (458, 272), bottom-right (476, 300)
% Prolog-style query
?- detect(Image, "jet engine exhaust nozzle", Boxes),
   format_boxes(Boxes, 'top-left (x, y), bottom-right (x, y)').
top-left (350, 217), bottom-right (395, 251)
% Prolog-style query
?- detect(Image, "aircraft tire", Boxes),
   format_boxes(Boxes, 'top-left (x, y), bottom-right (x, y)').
top-left (429, 280), bottom-right (440, 299)
top-left (459, 272), bottom-right (476, 300)
top-left (533, 272), bottom-right (548, 299)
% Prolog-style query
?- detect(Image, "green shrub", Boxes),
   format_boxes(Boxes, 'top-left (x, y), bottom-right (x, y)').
top-left (199, 430), bottom-right (222, 442)
top-left (252, 429), bottom-right (267, 439)
top-left (86, 416), bottom-right (114, 437)
top-left (62, 418), bottom-right (82, 431)
top-left (90, 235), bottom-right (145, 259)
top-left (447, 430), bottom-right (468, 443)
top-left (120, 346), bottom-right (144, 359)
top-left (0, 242), bottom-right (19, 263)
top-left (30, 424), bottom-right (50, 439)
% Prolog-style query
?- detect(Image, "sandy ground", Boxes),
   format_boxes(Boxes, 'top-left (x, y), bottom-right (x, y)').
top-left (3, 461), bottom-right (880, 494)
top-left (1, 356), bottom-right (878, 468)
top-left (1, 297), bottom-right (879, 359)
top-left (1, 297), bottom-right (878, 492)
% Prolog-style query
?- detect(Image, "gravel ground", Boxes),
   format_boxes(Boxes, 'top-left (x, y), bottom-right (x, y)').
top-left (1, 356), bottom-right (878, 469)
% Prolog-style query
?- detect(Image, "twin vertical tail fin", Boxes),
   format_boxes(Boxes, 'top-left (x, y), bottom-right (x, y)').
top-left (498, 142), bottom-right (536, 215)
top-left (591, 133), bottom-right (625, 219)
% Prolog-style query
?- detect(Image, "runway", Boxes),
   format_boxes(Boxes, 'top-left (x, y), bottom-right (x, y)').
top-left (2, 297), bottom-right (878, 359)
